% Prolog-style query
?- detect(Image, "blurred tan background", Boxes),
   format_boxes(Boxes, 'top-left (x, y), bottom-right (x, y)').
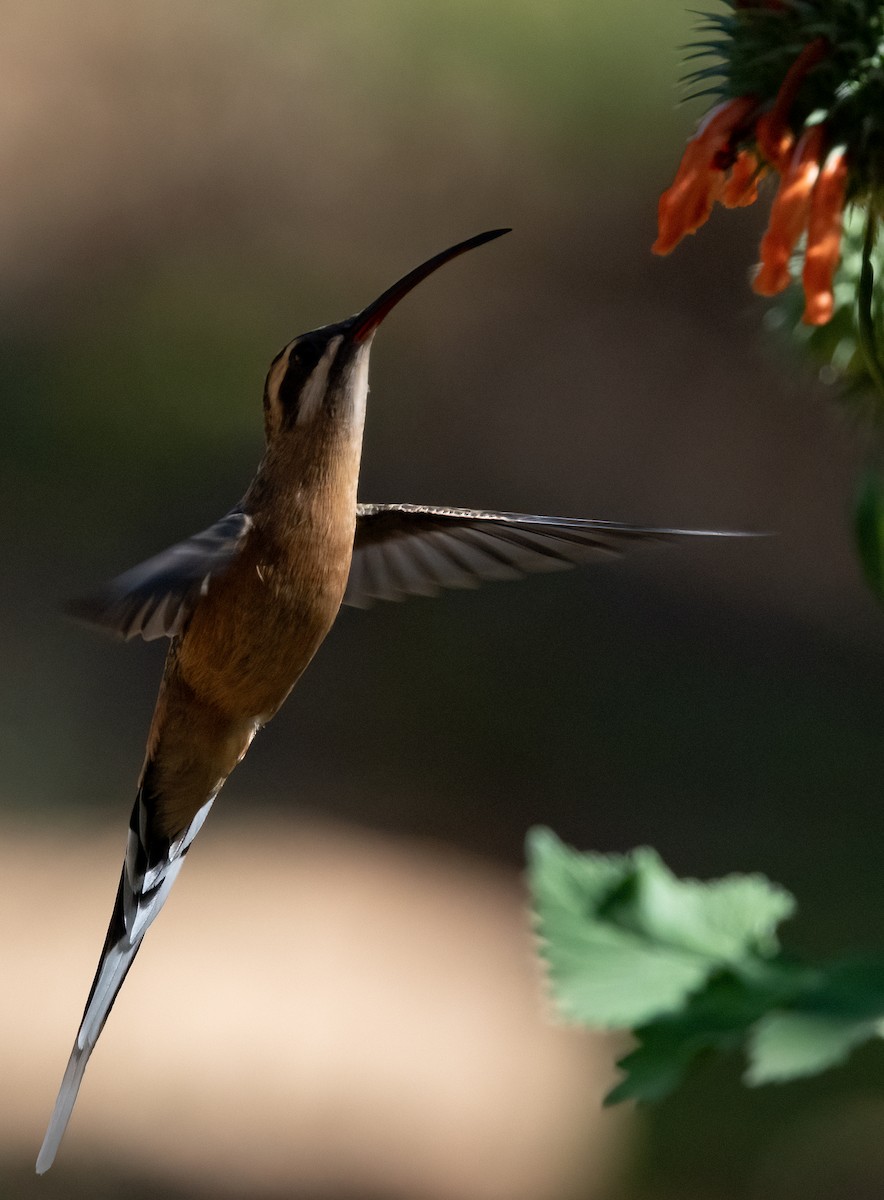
top-left (4, 2), bottom-right (884, 1198)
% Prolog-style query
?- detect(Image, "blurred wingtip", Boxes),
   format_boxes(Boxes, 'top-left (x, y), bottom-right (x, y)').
top-left (62, 594), bottom-right (126, 640)
top-left (665, 527), bottom-right (776, 539)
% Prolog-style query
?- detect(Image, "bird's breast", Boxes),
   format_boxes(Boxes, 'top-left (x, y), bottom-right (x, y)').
top-left (175, 492), bottom-right (356, 721)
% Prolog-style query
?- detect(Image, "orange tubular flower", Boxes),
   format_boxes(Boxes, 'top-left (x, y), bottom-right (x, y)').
top-left (754, 37), bottom-right (828, 169)
top-left (652, 14), bottom-right (860, 326)
top-left (753, 125), bottom-right (825, 297)
top-left (802, 147), bottom-right (849, 325)
top-left (721, 149), bottom-right (765, 208)
top-left (652, 96), bottom-right (758, 255)
top-left (754, 111), bottom-right (795, 174)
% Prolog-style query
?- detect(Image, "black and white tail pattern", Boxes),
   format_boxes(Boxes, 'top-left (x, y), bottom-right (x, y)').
top-left (36, 787), bottom-right (214, 1174)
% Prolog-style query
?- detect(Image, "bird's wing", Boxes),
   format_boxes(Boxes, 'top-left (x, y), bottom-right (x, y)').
top-left (36, 780), bottom-right (215, 1173)
top-left (68, 510), bottom-right (253, 641)
top-left (344, 503), bottom-right (741, 607)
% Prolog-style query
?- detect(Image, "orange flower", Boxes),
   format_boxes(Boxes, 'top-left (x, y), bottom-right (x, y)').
top-left (753, 125), bottom-right (825, 296)
top-left (721, 150), bottom-right (765, 208)
top-left (652, 30), bottom-right (851, 325)
top-left (754, 37), bottom-right (828, 169)
top-left (652, 96), bottom-right (758, 255)
top-left (754, 111), bottom-right (795, 174)
top-left (802, 147), bottom-right (849, 325)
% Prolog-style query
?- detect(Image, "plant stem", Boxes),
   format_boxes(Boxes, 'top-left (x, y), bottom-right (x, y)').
top-left (857, 208), bottom-right (884, 403)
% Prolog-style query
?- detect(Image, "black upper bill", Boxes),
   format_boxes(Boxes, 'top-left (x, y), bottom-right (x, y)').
top-left (350, 229), bottom-right (511, 343)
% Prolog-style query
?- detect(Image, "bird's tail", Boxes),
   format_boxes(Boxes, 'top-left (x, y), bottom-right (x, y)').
top-left (36, 787), bottom-right (214, 1174)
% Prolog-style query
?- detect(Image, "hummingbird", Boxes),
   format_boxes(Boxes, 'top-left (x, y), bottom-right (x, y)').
top-left (38, 229), bottom-right (747, 1172)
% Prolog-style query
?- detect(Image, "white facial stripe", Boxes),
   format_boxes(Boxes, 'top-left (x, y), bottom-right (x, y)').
top-left (296, 333), bottom-right (344, 424)
top-left (349, 340), bottom-right (371, 428)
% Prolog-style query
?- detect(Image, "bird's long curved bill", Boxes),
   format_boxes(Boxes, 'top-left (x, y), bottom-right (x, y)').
top-left (351, 228), bottom-right (511, 342)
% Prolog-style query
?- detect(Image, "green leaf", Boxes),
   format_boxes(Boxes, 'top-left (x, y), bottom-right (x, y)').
top-left (854, 468), bottom-right (884, 606)
top-left (746, 1011), bottom-right (884, 1084)
top-left (608, 972), bottom-right (759, 1104)
top-left (609, 960), bottom-right (812, 1104)
top-left (600, 854), bottom-right (794, 962)
top-left (527, 831), bottom-right (884, 1105)
top-left (607, 1015), bottom-right (715, 1105)
top-left (527, 829), bottom-right (794, 1028)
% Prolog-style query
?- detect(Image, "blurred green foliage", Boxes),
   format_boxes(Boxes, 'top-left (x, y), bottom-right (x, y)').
top-left (766, 207), bottom-right (884, 422)
top-left (530, 830), bottom-right (884, 1108)
top-left (854, 467), bottom-right (884, 604)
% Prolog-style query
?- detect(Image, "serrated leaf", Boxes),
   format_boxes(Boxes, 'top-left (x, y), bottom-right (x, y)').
top-left (607, 1019), bottom-right (709, 1105)
top-left (746, 1011), bottom-right (884, 1084)
top-left (608, 960), bottom-right (811, 1104)
top-left (528, 832), bottom-right (710, 1025)
top-left (529, 833), bottom-right (884, 1105)
top-left (528, 827), bottom-right (631, 912)
top-left (599, 850), bottom-right (795, 962)
top-left (527, 831), bottom-right (794, 1029)
top-left (537, 923), bottom-right (714, 1028)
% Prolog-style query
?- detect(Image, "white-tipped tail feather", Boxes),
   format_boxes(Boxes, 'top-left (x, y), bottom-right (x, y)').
top-left (36, 794), bottom-right (214, 1174)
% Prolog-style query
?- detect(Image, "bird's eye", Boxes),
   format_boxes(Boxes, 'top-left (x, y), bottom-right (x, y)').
top-left (286, 339), bottom-right (325, 378)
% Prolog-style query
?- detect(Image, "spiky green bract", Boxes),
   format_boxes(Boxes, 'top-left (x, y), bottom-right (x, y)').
top-left (528, 829), bottom-right (884, 1103)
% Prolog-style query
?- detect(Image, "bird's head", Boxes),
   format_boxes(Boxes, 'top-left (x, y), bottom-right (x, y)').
top-left (262, 229), bottom-right (510, 442)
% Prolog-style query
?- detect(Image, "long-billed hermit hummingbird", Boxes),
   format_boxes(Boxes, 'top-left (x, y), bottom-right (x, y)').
top-left (38, 229), bottom-right (750, 1172)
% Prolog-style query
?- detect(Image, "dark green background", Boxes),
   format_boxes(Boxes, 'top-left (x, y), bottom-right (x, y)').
top-left (3, 2), bottom-right (883, 1198)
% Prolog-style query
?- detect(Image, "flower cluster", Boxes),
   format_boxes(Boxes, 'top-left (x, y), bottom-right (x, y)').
top-left (654, 1), bottom-right (884, 326)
